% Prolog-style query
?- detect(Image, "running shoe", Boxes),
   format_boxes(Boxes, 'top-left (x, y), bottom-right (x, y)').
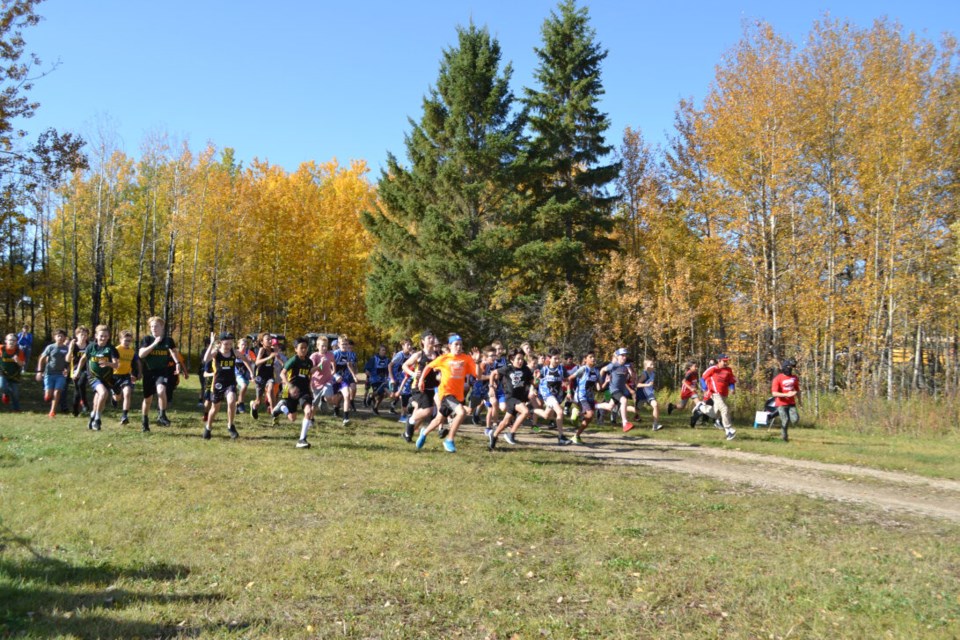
top-left (557, 435), bottom-right (572, 446)
top-left (120, 415), bottom-right (129, 426)
top-left (402, 422), bottom-right (414, 442)
top-left (652, 423), bottom-right (663, 431)
top-left (202, 428), bottom-right (211, 440)
top-left (227, 425), bottom-right (239, 440)
top-left (141, 423), bottom-right (150, 433)
top-left (48, 410), bottom-right (56, 418)
top-left (296, 439), bottom-right (311, 449)
top-left (443, 439), bottom-right (456, 453)
top-left (725, 428), bottom-right (737, 441)
top-left (93, 418), bottom-right (102, 431)
top-left (415, 428), bottom-right (427, 450)
top-left (487, 431), bottom-right (497, 451)
top-left (504, 432), bottom-right (518, 445)
top-left (372, 405), bottom-right (380, 416)
top-left (571, 434), bottom-right (583, 445)
top-left (157, 415), bottom-right (171, 427)
top-left (667, 402), bottom-right (675, 415)
top-left (251, 406), bottom-right (259, 420)
top-left (471, 413), bottom-right (480, 426)
top-left (438, 426), bottom-right (450, 439)
top-left (622, 422), bottom-right (635, 433)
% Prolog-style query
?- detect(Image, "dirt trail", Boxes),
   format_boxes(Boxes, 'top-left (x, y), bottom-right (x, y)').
top-left (457, 425), bottom-right (960, 523)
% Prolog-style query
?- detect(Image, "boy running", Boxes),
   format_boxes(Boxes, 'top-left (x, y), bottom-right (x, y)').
top-left (202, 332), bottom-right (253, 440)
top-left (533, 348), bottom-right (573, 445)
top-left (415, 334), bottom-right (478, 453)
top-left (35, 329), bottom-right (70, 417)
top-left (702, 354), bottom-right (737, 441)
top-left (310, 335), bottom-right (336, 415)
top-left (596, 348), bottom-right (637, 432)
top-left (388, 339), bottom-right (413, 420)
top-left (668, 361), bottom-right (700, 417)
top-left (66, 326), bottom-right (91, 417)
top-left (568, 352), bottom-right (600, 444)
top-left (364, 345), bottom-right (391, 415)
top-left (488, 349), bottom-right (535, 449)
top-left (771, 359), bottom-right (800, 442)
top-left (138, 316), bottom-right (186, 431)
top-left (0, 334), bottom-right (26, 412)
top-left (75, 325), bottom-right (120, 431)
top-left (402, 333), bottom-right (440, 442)
top-left (251, 332), bottom-right (278, 420)
top-left (636, 359), bottom-right (663, 431)
top-left (279, 337), bottom-right (319, 448)
top-left (111, 330), bottom-right (140, 427)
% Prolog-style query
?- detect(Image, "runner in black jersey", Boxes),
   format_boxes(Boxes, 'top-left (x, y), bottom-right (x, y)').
top-left (250, 332), bottom-right (278, 420)
top-left (201, 332), bottom-right (253, 440)
top-left (138, 316), bottom-right (187, 430)
top-left (74, 324), bottom-right (119, 431)
top-left (488, 349), bottom-right (534, 448)
top-left (400, 332), bottom-right (439, 442)
top-left (272, 337), bottom-right (320, 448)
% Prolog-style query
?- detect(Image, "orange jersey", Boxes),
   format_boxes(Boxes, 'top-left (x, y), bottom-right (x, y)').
top-left (425, 353), bottom-right (478, 403)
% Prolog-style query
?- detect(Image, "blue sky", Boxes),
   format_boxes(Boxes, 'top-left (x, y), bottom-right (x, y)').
top-left (23, 0), bottom-right (959, 175)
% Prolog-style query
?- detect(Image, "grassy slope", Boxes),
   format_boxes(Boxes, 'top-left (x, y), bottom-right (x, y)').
top-left (1, 380), bottom-right (958, 639)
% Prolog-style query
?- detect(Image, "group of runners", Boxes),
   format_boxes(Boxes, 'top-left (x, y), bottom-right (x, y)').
top-left (0, 321), bottom-right (802, 450)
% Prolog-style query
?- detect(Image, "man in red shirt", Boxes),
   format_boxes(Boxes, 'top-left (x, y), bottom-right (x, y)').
top-left (771, 359), bottom-right (800, 442)
top-left (701, 354), bottom-right (737, 440)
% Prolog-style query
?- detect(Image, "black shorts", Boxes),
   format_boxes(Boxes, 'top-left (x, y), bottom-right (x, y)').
top-left (413, 388), bottom-right (436, 410)
top-left (505, 397), bottom-right (528, 415)
top-left (438, 395), bottom-right (462, 417)
top-left (611, 389), bottom-right (633, 403)
top-left (143, 367), bottom-right (175, 400)
top-left (284, 392), bottom-right (313, 412)
top-left (211, 383), bottom-right (238, 404)
top-left (111, 374), bottom-right (133, 394)
top-left (255, 375), bottom-right (274, 393)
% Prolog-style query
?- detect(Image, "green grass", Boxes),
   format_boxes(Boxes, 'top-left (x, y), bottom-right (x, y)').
top-left (1, 379), bottom-right (959, 638)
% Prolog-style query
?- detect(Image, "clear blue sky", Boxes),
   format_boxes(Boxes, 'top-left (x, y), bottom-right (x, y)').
top-left (23, 0), bottom-right (959, 175)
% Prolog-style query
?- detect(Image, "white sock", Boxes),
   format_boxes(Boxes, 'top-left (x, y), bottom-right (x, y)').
top-left (280, 404), bottom-right (290, 415)
top-left (299, 418), bottom-right (311, 441)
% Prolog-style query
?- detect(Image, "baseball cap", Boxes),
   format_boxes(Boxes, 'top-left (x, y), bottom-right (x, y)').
top-left (219, 332), bottom-right (235, 341)
top-left (615, 348), bottom-right (629, 356)
top-left (448, 334), bottom-right (463, 344)
top-left (718, 354), bottom-right (730, 361)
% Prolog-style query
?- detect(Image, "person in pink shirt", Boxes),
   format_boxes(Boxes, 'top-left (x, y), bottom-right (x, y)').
top-left (771, 359), bottom-right (800, 442)
top-left (701, 354), bottom-right (737, 441)
top-left (310, 335), bottom-right (337, 413)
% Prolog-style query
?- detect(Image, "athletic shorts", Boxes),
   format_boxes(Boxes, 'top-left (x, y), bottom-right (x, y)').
top-left (312, 382), bottom-right (336, 401)
top-left (43, 373), bottom-right (67, 392)
top-left (112, 373), bottom-right (134, 394)
top-left (371, 380), bottom-right (389, 396)
top-left (90, 376), bottom-right (113, 393)
top-left (211, 383), bottom-right (238, 404)
top-left (542, 395), bottom-right (563, 412)
top-left (505, 397), bottom-right (527, 415)
top-left (611, 389), bottom-right (633, 403)
top-left (284, 391), bottom-right (313, 412)
top-left (413, 388), bottom-right (437, 410)
top-left (255, 375), bottom-right (274, 393)
top-left (680, 389), bottom-right (695, 400)
top-left (577, 395), bottom-right (596, 412)
top-left (637, 392), bottom-right (656, 406)
top-left (236, 371), bottom-right (250, 386)
top-left (438, 394), bottom-right (462, 418)
top-left (143, 367), bottom-right (175, 400)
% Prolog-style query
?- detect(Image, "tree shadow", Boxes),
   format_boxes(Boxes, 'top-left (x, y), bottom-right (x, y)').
top-left (0, 526), bottom-right (242, 639)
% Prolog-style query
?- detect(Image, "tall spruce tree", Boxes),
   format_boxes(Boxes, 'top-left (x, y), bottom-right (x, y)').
top-left (361, 24), bottom-right (523, 342)
top-left (513, 0), bottom-right (619, 297)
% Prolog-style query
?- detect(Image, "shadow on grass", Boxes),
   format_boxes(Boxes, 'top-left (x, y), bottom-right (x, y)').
top-left (0, 526), bottom-right (237, 639)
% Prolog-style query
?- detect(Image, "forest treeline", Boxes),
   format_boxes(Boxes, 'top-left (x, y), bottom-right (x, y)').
top-left (1, 0), bottom-right (958, 403)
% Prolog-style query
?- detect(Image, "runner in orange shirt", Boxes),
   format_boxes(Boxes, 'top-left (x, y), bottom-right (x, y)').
top-left (415, 334), bottom-right (478, 453)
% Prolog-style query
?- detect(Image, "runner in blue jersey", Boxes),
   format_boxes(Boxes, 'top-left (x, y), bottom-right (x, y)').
top-left (532, 348), bottom-right (572, 446)
top-left (363, 345), bottom-right (391, 415)
top-left (596, 348), bottom-right (638, 432)
top-left (388, 339), bottom-right (413, 421)
top-left (567, 351), bottom-right (600, 444)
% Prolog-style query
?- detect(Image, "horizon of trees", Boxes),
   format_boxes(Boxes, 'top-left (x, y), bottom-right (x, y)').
top-left (2, 0), bottom-right (958, 404)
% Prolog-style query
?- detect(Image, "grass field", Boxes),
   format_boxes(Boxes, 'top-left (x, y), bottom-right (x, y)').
top-left (2, 379), bottom-right (959, 638)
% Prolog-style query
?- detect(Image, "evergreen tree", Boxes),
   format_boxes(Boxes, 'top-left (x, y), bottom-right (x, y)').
top-left (513, 0), bottom-right (619, 300)
top-left (362, 24), bottom-right (523, 342)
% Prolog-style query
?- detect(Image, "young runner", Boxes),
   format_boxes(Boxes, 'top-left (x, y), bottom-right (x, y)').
top-left (66, 326), bottom-right (91, 417)
top-left (111, 330), bottom-right (140, 427)
top-left (636, 359), bottom-right (663, 431)
top-left (202, 332), bottom-right (253, 440)
top-left (488, 349), bottom-right (535, 449)
top-left (363, 345), bottom-right (391, 415)
top-left (771, 359), bottom-right (800, 442)
top-left (401, 333), bottom-right (439, 442)
top-left (235, 337), bottom-right (255, 414)
top-left (138, 316), bottom-right (186, 431)
top-left (702, 354), bottom-right (737, 440)
top-left (668, 361), bottom-right (700, 417)
top-left (16, 325), bottom-right (32, 374)
top-left (0, 333), bottom-right (26, 412)
top-left (75, 325), bottom-right (120, 431)
top-left (414, 334), bottom-right (478, 453)
top-left (533, 348), bottom-right (573, 445)
top-left (279, 337), bottom-right (319, 448)
top-left (388, 339), bottom-right (413, 420)
top-left (309, 335), bottom-right (336, 415)
top-left (596, 348), bottom-right (637, 432)
top-left (568, 352), bottom-right (600, 444)
top-left (332, 335), bottom-right (359, 425)
top-left (469, 348), bottom-right (495, 426)
top-left (35, 328), bottom-right (70, 417)
top-left (251, 332), bottom-right (278, 420)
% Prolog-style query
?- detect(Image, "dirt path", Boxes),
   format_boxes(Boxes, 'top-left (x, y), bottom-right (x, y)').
top-left (456, 425), bottom-right (960, 523)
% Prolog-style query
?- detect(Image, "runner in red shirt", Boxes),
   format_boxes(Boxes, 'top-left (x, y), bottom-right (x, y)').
top-left (771, 359), bottom-right (800, 442)
top-left (701, 354), bottom-right (737, 441)
top-left (668, 361), bottom-right (700, 417)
